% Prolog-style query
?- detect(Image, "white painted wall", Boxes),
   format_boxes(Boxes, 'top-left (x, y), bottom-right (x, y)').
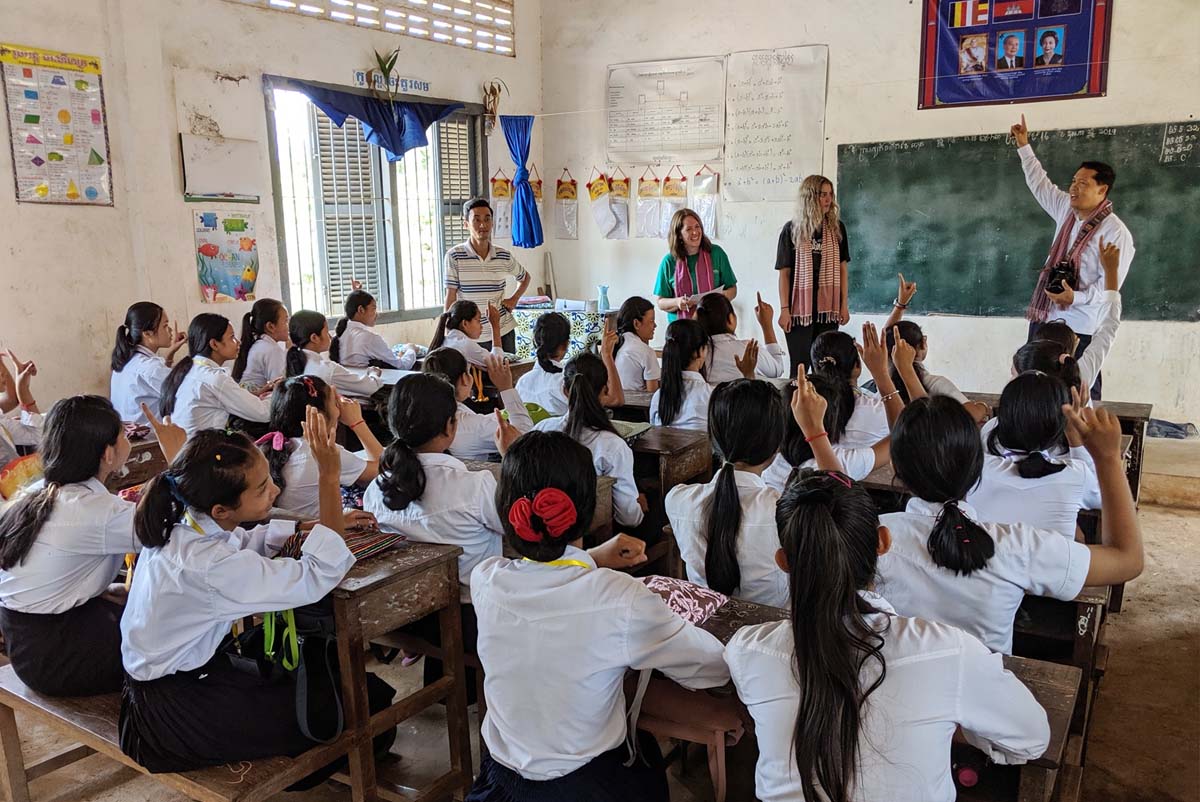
top-left (0, 0), bottom-right (543, 405)
top-left (540, 0), bottom-right (1200, 420)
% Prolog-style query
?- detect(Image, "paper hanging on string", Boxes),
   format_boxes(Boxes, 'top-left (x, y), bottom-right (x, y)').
top-left (194, 211), bottom-right (260, 303)
top-left (607, 172), bottom-right (630, 240)
top-left (691, 169), bottom-right (719, 236)
top-left (636, 173), bottom-right (662, 239)
top-left (586, 171), bottom-right (617, 237)
top-left (554, 174), bottom-right (578, 240)
top-left (490, 170), bottom-right (513, 240)
top-left (660, 171), bottom-right (688, 237)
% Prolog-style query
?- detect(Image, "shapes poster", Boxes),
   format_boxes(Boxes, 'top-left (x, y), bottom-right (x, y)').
top-left (918, 0), bottom-right (1112, 109)
top-left (0, 43), bottom-right (112, 205)
top-left (194, 211), bottom-right (259, 303)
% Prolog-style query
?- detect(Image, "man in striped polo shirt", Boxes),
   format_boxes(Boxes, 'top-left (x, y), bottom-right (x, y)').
top-left (443, 198), bottom-right (530, 354)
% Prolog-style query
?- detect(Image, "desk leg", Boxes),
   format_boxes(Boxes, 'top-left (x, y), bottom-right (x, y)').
top-left (0, 705), bottom-right (30, 802)
top-left (438, 566), bottom-right (473, 797)
top-left (335, 599), bottom-right (379, 802)
top-left (1018, 765), bottom-right (1057, 802)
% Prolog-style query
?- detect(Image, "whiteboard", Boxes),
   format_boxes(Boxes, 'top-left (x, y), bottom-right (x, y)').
top-left (724, 46), bottom-right (828, 202)
top-left (606, 56), bottom-right (725, 164)
top-left (181, 133), bottom-right (261, 200)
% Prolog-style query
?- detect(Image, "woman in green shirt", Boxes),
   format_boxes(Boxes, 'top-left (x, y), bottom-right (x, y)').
top-left (653, 208), bottom-right (738, 322)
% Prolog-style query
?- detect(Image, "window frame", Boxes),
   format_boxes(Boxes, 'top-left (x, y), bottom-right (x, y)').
top-left (264, 75), bottom-right (488, 325)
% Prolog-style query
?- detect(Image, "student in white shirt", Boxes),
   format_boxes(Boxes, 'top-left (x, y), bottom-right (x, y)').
top-left (231, 298), bottom-right (289, 394)
top-left (612, 296), bottom-right (661, 393)
top-left (534, 348), bottom-right (645, 530)
top-left (0, 352), bottom-right (43, 483)
top-left (726, 470), bottom-right (1051, 802)
top-left (969, 372), bottom-right (1100, 538)
top-left (810, 326), bottom-right (907, 449)
top-left (422, 347), bottom-right (533, 461)
top-left (877, 396), bottom-right (1144, 653)
top-left (284, 310), bottom-right (383, 399)
top-left (329, 289), bottom-right (418, 370)
top-left (697, 291), bottom-right (786, 384)
top-left (650, 318), bottom-right (715, 431)
top-left (110, 302), bottom-right (187, 424)
top-left (430, 299), bottom-right (503, 368)
top-left (468, 430), bottom-right (723, 801)
top-left (259, 375), bottom-right (383, 517)
top-left (517, 311), bottom-right (570, 415)
top-left (119, 420), bottom-right (396, 777)
top-left (160, 314), bottom-right (272, 437)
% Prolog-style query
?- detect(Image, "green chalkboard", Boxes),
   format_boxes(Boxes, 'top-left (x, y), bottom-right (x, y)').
top-left (837, 121), bottom-right (1200, 321)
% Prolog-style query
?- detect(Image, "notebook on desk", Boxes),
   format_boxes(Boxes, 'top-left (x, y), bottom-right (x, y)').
top-left (612, 420), bottom-right (652, 443)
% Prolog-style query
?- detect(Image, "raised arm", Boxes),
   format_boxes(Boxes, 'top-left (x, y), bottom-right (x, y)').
top-left (1075, 240), bottom-right (1124, 390)
top-left (883, 273), bottom-right (918, 330)
top-left (792, 368), bottom-right (840, 472)
top-left (1011, 115), bottom-right (1071, 220)
top-left (858, 323), bottom-right (905, 428)
top-left (890, 328), bottom-right (927, 402)
top-left (598, 328), bottom-right (626, 407)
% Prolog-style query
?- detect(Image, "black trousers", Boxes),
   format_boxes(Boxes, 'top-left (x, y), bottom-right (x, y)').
top-left (478, 330), bottom-right (517, 355)
top-left (784, 319), bottom-right (839, 377)
top-left (0, 596), bottom-right (124, 697)
top-left (1028, 322), bottom-right (1100, 400)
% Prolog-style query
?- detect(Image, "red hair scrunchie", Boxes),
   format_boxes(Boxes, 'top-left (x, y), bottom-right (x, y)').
top-left (508, 488), bottom-right (578, 542)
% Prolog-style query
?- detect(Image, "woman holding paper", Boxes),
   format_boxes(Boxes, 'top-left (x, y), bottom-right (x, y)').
top-left (654, 208), bottom-right (738, 323)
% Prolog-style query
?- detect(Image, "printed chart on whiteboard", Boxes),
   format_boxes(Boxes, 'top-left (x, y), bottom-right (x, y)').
top-left (606, 57), bottom-right (725, 164)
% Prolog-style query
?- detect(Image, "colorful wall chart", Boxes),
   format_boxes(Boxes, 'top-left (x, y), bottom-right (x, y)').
top-left (0, 43), bottom-right (112, 205)
top-left (917, 0), bottom-right (1112, 109)
top-left (194, 211), bottom-right (260, 303)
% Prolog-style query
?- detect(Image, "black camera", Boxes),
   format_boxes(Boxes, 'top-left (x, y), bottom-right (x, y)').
top-left (1047, 261), bottom-right (1077, 294)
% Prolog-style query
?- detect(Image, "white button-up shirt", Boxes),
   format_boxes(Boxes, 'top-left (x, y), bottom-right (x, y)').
top-left (337, 320), bottom-right (413, 369)
top-left (614, 332), bottom-right (661, 392)
top-left (443, 241), bottom-right (527, 339)
top-left (0, 410), bottom-right (42, 472)
top-left (839, 392), bottom-right (890, 449)
top-left (0, 478), bottom-right (139, 614)
top-left (761, 446), bottom-right (877, 493)
top-left (275, 438), bottom-right (369, 518)
top-left (665, 469), bottom-right (788, 607)
top-left (1078, 291), bottom-right (1121, 393)
top-left (967, 449), bottom-right (1100, 539)
top-left (363, 453), bottom-right (503, 602)
top-left (470, 546), bottom-right (729, 781)
top-left (515, 360), bottom-right (568, 416)
top-left (922, 370), bottom-right (968, 403)
top-left (705, 333), bottom-right (786, 384)
top-left (110, 347), bottom-right (172, 424)
top-left (443, 328), bottom-right (504, 368)
top-left (298, 349), bottom-right (383, 399)
top-left (534, 416), bottom-right (643, 527)
top-left (877, 498), bottom-right (1091, 653)
top-left (1019, 144), bottom-right (1135, 336)
top-left (650, 370), bottom-right (712, 431)
top-left (239, 337), bottom-right (287, 392)
top-left (170, 356), bottom-right (271, 437)
top-left (448, 389), bottom-right (534, 462)
top-left (726, 592), bottom-right (1050, 802)
top-left (121, 512), bottom-right (353, 681)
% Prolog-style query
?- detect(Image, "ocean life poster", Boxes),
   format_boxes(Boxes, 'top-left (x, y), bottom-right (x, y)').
top-left (0, 43), bottom-right (112, 205)
top-left (194, 211), bottom-right (259, 303)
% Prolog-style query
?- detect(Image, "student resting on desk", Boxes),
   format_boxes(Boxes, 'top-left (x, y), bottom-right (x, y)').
top-left (0, 352), bottom-right (42, 481)
top-left (231, 298), bottom-right (289, 394)
top-left (612, 296), bottom-right (661, 393)
top-left (649, 319), bottom-right (717, 431)
top-left (466, 430), bottom-right (723, 802)
top-left (110, 302), bottom-right (188, 424)
top-left (422, 347), bottom-right (533, 461)
top-left (696, 292), bottom-right (786, 383)
top-left (329, 289), bottom-right (418, 370)
top-left (284, 310), bottom-right (383, 399)
top-left (431, 300), bottom-right (504, 369)
top-left (725, 469), bottom-right (1051, 802)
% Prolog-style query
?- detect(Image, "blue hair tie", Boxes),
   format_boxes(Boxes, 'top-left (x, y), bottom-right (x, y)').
top-left (163, 474), bottom-right (186, 504)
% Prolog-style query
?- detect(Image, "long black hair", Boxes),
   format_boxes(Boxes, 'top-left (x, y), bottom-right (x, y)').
top-left (260, 375), bottom-right (333, 493)
top-left (430, 300), bottom-right (480, 351)
top-left (810, 330), bottom-right (860, 386)
top-left (112, 302), bottom-right (165, 372)
top-left (285, 310), bottom-right (328, 378)
top-left (562, 352), bottom-right (618, 442)
top-left (703, 380), bottom-right (784, 595)
top-left (776, 469), bottom-right (888, 802)
top-left (892, 396), bottom-right (994, 575)
top-left (134, 429), bottom-right (262, 548)
top-left (695, 292), bottom-right (736, 338)
top-left (885, 321), bottom-right (928, 402)
top-left (612, 296), bottom-right (655, 359)
top-left (988, 371), bottom-right (1070, 479)
top-left (374, 374), bottom-right (458, 511)
top-left (330, 290), bottom-right (374, 364)
top-left (232, 298), bottom-right (285, 382)
top-left (780, 374), bottom-right (855, 477)
top-left (1033, 320), bottom-right (1077, 354)
top-left (0, 396), bottom-right (122, 569)
top-left (657, 319), bottom-right (710, 426)
top-left (161, 314), bottom-right (231, 417)
top-left (532, 312), bottom-right (570, 374)
top-left (1013, 340), bottom-right (1082, 392)
top-left (495, 430), bottom-right (596, 562)
top-left (422, 346), bottom-right (469, 388)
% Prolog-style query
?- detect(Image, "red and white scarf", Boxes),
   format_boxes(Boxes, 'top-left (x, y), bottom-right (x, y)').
top-left (791, 222), bottom-right (841, 325)
top-left (674, 249), bottom-right (714, 319)
top-left (1026, 199), bottom-right (1113, 323)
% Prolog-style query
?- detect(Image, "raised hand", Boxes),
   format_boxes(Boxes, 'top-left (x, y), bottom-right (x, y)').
top-left (600, 327), bottom-right (619, 361)
top-left (1063, 403), bottom-right (1123, 464)
top-left (734, 339), bottom-right (759, 379)
top-left (856, 322), bottom-right (889, 382)
top-left (1099, 239), bottom-right (1121, 290)
top-left (790, 368), bottom-right (827, 438)
top-left (487, 302), bottom-right (502, 327)
top-left (755, 292), bottom-right (775, 328)
top-left (337, 395), bottom-right (365, 427)
top-left (303, 405), bottom-right (340, 478)
top-left (1064, 385), bottom-right (1086, 448)
top-left (1010, 114), bottom-right (1029, 147)
top-left (485, 352), bottom-right (513, 391)
top-left (897, 272), bottom-right (918, 306)
top-left (141, 403), bottom-right (187, 463)
top-left (8, 351), bottom-right (37, 410)
top-left (890, 326), bottom-right (918, 373)
top-left (494, 409), bottom-right (521, 456)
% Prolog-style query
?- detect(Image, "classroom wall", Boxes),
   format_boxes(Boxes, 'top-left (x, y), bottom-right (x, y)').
top-left (540, 0), bottom-right (1200, 421)
top-left (0, 0), bottom-right (544, 405)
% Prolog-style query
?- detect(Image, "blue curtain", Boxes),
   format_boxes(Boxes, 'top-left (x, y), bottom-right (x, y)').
top-left (500, 115), bottom-right (543, 248)
top-left (279, 78), bottom-right (462, 162)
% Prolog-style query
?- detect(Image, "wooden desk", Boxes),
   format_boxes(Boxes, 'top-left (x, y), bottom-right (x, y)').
top-left (631, 426), bottom-right (712, 497)
top-left (508, 359), bottom-right (535, 383)
top-left (331, 543), bottom-right (471, 802)
top-left (105, 436), bottom-right (169, 493)
top-left (613, 390), bottom-right (653, 423)
top-left (464, 460), bottom-right (616, 543)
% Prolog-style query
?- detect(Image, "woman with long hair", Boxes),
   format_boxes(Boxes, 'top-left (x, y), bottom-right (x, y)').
top-left (652, 208), bottom-right (737, 323)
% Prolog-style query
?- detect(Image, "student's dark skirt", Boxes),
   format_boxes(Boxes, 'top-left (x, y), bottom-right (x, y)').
top-left (119, 643), bottom-right (396, 787)
top-left (466, 732), bottom-right (668, 802)
top-left (0, 596), bottom-right (124, 697)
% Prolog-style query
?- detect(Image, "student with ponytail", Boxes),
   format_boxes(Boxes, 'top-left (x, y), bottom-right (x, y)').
top-left (811, 323), bottom-right (908, 449)
top-left (696, 291), bottom-right (787, 384)
top-left (466, 430), bottom-right (722, 802)
top-left (110, 302), bottom-right (187, 424)
top-left (535, 333), bottom-right (643, 529)
top-left (284, 310), bottom-right (383, 398)
top-left (329, 290), bottom-right (418, 369)
top-left (231, 298), bottom-right (288, 392)
top-left (120, 417), bottom-right (397, 777)
top-left (876, 395), bottom-right (1144, 653)
top-left (423, 347), bottom-right (534, 461)
top-left (649, 318), bottom-right (714, 430)
top-left (160, 313), bottom-right (270, 437)
top-left (516, 311), bottom-right (571, 415)
top-left (725, 469), bottom-right (1052, 802)
top-left (430, 300), bottom-right (503, 368)
top-left (612, 296), bottom-right (661, 393)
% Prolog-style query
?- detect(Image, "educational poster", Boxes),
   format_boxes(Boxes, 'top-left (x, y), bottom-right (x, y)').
top-left (194, 211), bottom-right (259, 303)
top-left (918, 0), bottom-right (1112, 109)
top-left (0, 43), bottom-right (112, 205)
top-left (606, 57), bottom-right (725, 164)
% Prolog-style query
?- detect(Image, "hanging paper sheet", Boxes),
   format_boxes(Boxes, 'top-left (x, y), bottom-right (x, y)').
top-left (586, 169), bottom-right (617, 237)
top-left (635, 169), bottom-right (663, 239)
top-left (691, 167), bottom-right (719, 236)
top-left (490, 169), bottom-right (513, 240)
top-left (660, 167), bottom-right (688, 237)
top-left (554, 170), bottom-right (578, 240)
top-left (607, 169), bottom-right (630, 240)
top-left (194, 211), bottom-right (260, 303)
top-left (0, 43), bottom-right (112, 205)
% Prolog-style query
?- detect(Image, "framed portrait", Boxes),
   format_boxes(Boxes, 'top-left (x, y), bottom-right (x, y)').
top-left (958, 33), bottom-right (989, 74)
top-left (1034, 25), bottom-right (1066, 67)
top-left (995, 30), bottom-right (1028, 70)
top-left (1039, 0), bottom-right (1084, 18)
